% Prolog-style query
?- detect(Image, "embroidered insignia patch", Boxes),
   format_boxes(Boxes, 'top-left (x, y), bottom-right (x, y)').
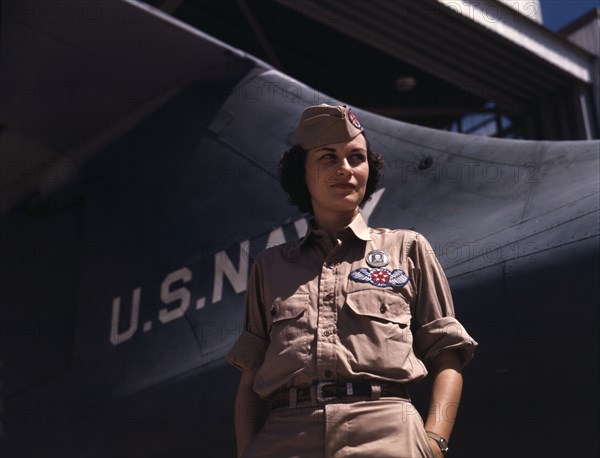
top-left (348, 267), bottom-right (409, 287)
top-left (365, 250), bottom-right (390, 268)
top-left (348, 109), bottom-right (362, 129)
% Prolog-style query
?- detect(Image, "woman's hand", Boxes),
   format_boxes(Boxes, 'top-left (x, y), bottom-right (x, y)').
top-left (427, 437), bottom-right (444, 458)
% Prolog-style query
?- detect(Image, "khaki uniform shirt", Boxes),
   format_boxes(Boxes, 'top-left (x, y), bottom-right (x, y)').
top-left (226, 213), bottom-right (477, 400)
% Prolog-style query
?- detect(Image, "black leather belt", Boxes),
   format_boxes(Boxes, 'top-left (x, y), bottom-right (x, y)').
top-left (270, 381), bottom-right (410, 408)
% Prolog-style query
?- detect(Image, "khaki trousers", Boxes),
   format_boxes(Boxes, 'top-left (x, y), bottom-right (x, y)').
top-left (242, 398), bottom-right (437, 458)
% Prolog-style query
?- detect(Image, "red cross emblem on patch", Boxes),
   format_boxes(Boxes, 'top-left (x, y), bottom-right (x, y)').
top-left (348, 109), bottom-right (362, 129)
top-left (371, 269), bottom-right (390, 285)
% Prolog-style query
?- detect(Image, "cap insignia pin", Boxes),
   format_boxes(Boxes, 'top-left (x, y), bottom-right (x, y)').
top-left (348, 109), bottom-right (362, 129)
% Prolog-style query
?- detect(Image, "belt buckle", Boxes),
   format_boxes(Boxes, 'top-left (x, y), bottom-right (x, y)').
top-left (316, 381), bottom-right (337, 403)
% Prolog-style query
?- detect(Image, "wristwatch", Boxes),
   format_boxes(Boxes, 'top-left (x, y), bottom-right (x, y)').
top-left (426, 431), bottom-right (449, 456)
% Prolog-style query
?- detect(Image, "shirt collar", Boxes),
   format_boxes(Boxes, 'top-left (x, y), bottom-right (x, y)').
top-left (297, 212), bottom-right (371, 248)
top-left (346, 212), bottom-right (372, 241)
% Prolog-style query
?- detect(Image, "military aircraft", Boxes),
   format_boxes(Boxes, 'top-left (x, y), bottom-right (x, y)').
top-left (1, 1), bottom-right (598, 457)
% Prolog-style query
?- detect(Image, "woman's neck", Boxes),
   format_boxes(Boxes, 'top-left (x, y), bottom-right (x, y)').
top-left (313, 208), bottom-right (359, 235)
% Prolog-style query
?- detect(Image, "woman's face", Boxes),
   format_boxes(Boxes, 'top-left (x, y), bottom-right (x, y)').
top-left (304, 134), bottom-right (369, 216)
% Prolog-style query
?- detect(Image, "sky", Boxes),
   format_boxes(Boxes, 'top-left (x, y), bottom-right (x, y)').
top-left (539, 0), bottom-right (599, 30)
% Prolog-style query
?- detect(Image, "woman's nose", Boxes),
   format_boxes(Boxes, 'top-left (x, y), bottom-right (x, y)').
top-left (338, 158), bottom-right (352, 174)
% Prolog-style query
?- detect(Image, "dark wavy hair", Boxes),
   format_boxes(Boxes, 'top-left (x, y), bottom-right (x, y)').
top-left (278, 134), bottom-right (384, 214)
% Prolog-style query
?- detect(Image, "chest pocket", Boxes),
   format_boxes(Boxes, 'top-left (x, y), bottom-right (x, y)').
top-left (340, 289), bottom-right (417, 379)
top-left (256, 293), bottom-right (311, 390)
top-left (259, 294), bottom-right (310, 375)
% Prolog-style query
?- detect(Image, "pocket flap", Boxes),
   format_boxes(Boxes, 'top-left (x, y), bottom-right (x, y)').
top-left (269, 294), bottom-right (308, 324)
top-left (345, 290), bottom-right (411, 326)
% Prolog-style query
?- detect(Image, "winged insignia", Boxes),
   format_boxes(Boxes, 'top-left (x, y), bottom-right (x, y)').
top-left (388, 269), bottom-right (410, 286)
top-left (348, 267), bottom-right (409, 287)
top-left (348, 267), bottom-right (372, 283)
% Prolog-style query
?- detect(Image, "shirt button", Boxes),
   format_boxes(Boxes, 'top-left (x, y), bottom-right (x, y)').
top-left (324, 293), bottom-right (334, 301)
top-left (324, 330), bottom-right (331, 337)
top-left (324, 370), bottom-right (333, 379)
top-left (380, 304), bottom-right (387, 313)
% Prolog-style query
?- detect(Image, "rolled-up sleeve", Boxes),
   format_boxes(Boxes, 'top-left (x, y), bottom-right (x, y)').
top-left (225, 256), bottom-right (269, 372)
top-left (410, 234), bottom-right (477, 367)
top-left (225, 330), bottom-right (268, 371)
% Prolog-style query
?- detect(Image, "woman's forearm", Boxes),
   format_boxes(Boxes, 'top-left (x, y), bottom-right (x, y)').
top-left (234, 369), bottom-right (266, 458)
top-left (424, 350), bottom-right (464, 456)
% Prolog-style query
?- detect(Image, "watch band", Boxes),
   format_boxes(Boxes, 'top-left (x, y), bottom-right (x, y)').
top-left (426, 431), bottom-right (449, 455)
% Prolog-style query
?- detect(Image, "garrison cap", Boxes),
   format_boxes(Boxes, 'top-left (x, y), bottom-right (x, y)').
top-left (292, 104), bottom-right (364, 150)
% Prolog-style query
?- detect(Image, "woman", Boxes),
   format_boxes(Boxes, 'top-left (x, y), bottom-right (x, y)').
top-left (226, 104), bottom-right (477, 458)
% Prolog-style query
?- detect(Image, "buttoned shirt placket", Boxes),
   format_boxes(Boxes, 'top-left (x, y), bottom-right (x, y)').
top-left (313, 232), bottom-right (343, 381)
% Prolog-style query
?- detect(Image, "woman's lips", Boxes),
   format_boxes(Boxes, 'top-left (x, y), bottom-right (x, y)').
top-left (331, 183), bottom-right (355, 189)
